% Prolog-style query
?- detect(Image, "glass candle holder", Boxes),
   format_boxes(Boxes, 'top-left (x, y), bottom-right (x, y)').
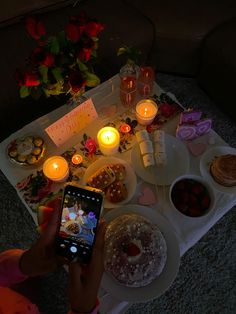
top-left (43, 156), bottom-right (69, 182)
top-left (135, 99), bottom-right (158, 125)
top-left (97, 126), bottom-right (120, 155)
top-left (119, 76), bottom-right (137, 108)
top-left (138, 66), bottom-right (155, 97)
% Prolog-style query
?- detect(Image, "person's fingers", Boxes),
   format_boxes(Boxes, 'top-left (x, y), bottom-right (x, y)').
top-left (94, 219), bottom-right (107, 250)
top-left (40, 205), bottom-right (62, 245)
top-left (84, 220), bottom-right (107, 288)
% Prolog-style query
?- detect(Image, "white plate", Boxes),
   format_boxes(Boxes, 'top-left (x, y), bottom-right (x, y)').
top-left (82, 156), bottom-right (137, 208)
top-left (101, 204), bottom-right (180, 302)
top-left (200, 145), bottom-right (236, 194)
top-left (131, 133), bottom-right (190, 186)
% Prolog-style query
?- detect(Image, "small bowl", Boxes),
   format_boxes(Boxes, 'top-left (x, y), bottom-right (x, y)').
top-left (169, 174), bottom-right (216, 218)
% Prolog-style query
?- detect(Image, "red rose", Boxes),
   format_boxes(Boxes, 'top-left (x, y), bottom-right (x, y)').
top-left (42, 53), bottom-right (55, 67)
top-left (65, 23), bottom-right (84, 42)
top-left (84, 21), bottom-right (104, 37)
top-left (24, 72), bottom-right (40, 86)
top-left (31, 47), bottom-right (54, 67)
top-left (78, 38), bottom-right (95, 61)
top-left (25, 17), bottom-right (46, 40)
top-left (68, 71), bottom-right (85, 93)
top-left (85, 138), bottom-right (97, 155)
top-left (160, 103), bottom-right (178, 118)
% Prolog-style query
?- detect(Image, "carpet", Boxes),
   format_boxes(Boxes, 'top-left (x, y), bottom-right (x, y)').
top-left (0, 73), bottom-right (235, 314)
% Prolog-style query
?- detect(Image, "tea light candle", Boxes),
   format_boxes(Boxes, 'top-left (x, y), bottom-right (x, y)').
top-left (119, 123), bottom-right (131, 134)
top-left (71, 153), bottom-right (83, 165)
top-left (43, 156), bottom-right (69, 182)
top-left (135, 99), bottom-right (158, 125)
top-left (97, 126), bottom-right (120, 155)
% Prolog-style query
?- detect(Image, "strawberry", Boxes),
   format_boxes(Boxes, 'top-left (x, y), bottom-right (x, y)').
top-left (201, 195), bottom-right (210, 210)
top-left (188, 194), bottom-right (197, 206)
top-left (123, 242), bottom-right (140, 256)
top-left (192, 183), bottom-right (204, 195)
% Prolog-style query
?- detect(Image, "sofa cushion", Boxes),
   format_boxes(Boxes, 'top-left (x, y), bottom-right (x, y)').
top-left (127, 0), bottom-right (236, 76)
top-left (198, 19), bottom-right (236, 122)
top-left (0, 0), bottom-right (77, 27)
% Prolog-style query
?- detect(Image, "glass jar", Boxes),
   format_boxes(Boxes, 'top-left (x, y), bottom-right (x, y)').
top-left (119, 62), bottom-right (139, 108)
top-left (137, 66), bottom-right (155, 97)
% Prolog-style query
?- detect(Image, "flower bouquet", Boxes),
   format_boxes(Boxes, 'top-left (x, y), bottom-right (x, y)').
top-left (16, 12), bottom-right (105, 99)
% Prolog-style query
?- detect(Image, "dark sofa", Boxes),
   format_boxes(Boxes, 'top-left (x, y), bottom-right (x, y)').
top-left (0, 0), bottom-right (236, 141)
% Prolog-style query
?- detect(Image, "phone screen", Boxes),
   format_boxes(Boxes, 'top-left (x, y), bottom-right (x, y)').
top-left (56, 184), bottom-right (104, 263)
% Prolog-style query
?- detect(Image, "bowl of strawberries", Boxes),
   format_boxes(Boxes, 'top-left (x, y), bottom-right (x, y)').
top-left (169, 175), bottom-right (216, 218)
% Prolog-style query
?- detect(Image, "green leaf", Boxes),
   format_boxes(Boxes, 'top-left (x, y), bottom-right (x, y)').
top-left (85, 72), bottom-right (100, 87)
top-left (91, 50), bottom-right (97, 58)
top-left (117, 47), bottom-right (127, 56)
top-left (44, 82), bottom-right (64, 97)
top-left (50, 36), bottom-right (60, 55)
top-left (77, 59), bottom-right (88, 72)
top-left (20, 86), bottom-right (30, 98)
top-left (57, 31), bottom-right (67, 48)
top-left (38, 65), bottom-right (48, 83)
top-left (51, 68), bottom-right (63, 82)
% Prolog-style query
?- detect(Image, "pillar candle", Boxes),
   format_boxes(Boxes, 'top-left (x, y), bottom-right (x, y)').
top-left (97, 127), bottom-right (120, 155)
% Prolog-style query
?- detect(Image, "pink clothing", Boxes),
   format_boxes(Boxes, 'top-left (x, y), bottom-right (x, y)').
top-left (0, 249), bottom-right (99, 314)
top-left (0, 249), bottom-right (39, 314)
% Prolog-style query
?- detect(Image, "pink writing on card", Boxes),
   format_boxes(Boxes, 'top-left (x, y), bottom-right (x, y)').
top-left (45, 98), bottom-right (98, 146)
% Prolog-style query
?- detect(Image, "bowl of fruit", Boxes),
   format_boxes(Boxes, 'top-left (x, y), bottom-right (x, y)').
top-left (169, 174), bottom-right (216, 218)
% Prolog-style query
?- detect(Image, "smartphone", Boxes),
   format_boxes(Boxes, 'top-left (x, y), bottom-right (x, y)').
top-left (56, 184), bottom-right (104, 263)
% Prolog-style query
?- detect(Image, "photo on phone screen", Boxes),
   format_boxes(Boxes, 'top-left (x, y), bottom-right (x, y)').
top-left (56, 184), bottom-right (104, 263)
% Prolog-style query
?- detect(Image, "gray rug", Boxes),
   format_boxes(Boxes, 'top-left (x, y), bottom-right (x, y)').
top-left (0, 73), bottom-right (235, 314)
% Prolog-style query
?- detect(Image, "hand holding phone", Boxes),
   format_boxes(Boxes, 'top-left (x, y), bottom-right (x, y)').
top-left (56, 184), bottom-right (104, 263)
top-left (68, 220), bottom-right (107, 313)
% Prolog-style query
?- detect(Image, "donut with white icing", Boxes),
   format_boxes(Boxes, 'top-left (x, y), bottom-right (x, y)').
top-left (104, 213), bottom-right (167, 287)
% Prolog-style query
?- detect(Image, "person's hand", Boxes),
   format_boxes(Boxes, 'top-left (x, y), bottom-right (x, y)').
top-left (68, 220), bottom-right (107, 313)
top-left (19, 205), bottom-right (65, 277)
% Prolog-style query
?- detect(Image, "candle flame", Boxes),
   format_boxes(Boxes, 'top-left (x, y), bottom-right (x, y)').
top-left (144, 108), bottom-right (148, 116)
top-left (53, 162), bottom-right (59, 170)
top-left (105, 131), bottom-right (112, 142)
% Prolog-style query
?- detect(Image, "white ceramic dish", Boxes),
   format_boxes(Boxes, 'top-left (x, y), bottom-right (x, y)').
top-left (169, 174), bottom-right (216, 218)
top-left (82, 156), bottom-right (137, 208)
top-left (101, 204), bottom-right (180, 302)
top-left (200, 145), bottom-right (236, 194)
top-left (131, 133), bottom-right (190, 186)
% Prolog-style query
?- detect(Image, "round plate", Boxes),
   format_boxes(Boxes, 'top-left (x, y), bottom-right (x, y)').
top-left (63, 221), bottom-right (81, 236)
top-left (82, 156), bottom-right (137, 208)
top-left (101, 204), bottom-right (180, 302)
top-left (131, 133), bottom-right (190, 186)
top-left (200, 145), bottom-right (236, 194)
top-left (7, 135), bottom-right (46, 167)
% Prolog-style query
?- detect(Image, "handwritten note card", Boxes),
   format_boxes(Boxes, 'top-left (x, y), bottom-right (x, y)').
top-left (45, 98), bottom-right (98, 146)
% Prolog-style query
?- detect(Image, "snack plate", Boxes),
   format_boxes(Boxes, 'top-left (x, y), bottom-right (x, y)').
top-left (6, 134), bottom-right (46, 167)
top-left (131, 133), bottom-right (190, 186)
top-left (200, 145), bottom-right (236, 194)
top-left (82, 156), bottom-right (137, 208)
top-left (101, 204), bottom-right (180, 302)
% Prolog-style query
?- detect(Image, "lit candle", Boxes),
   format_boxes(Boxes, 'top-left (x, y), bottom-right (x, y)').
top-left (71, 153), bottom-right (83, 165)
top-left (135, 99), bottom-right (158, 125)
top-left (97, 126), bottom-right (120, 155)
top-left (119, 123), bottom-right (131, 134)
top-left (43, 156), bottom-right (69, 182)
